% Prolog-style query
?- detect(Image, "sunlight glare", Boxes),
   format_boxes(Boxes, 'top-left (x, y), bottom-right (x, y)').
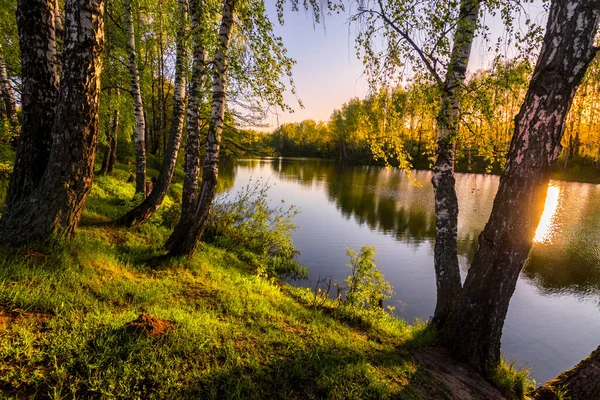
top-left (533, 185), bottom-right (561, 244)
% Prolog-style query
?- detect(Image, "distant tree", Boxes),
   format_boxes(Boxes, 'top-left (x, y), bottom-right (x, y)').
top-left (0, 46), bottom-right (19, 139)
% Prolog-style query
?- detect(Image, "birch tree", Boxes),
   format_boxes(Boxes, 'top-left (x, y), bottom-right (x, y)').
top-left (116, 0), bottom-right (189, 226)
top-left (180, 0), bottom-right (209, 221)
top-left (166, 0), bottom-right (237, 257)
top-left (441, 0), bottom-right (600, 375)
top-left (123, 0), bottom-right (147, 196)
top-left (0, 0), bottom-right (105, 245)
top-left (355, 0), bottom-right (481, 325)
top-left (4, 0), bottom-right (60, 213)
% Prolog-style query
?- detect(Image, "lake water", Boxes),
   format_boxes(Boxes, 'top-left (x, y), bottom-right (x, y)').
top-left (220, 157), bottom-right (600, 385)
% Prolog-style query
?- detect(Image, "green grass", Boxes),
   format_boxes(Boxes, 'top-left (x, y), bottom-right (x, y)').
top-left (0, 234), bottom-right (437, 398)
top-left (490, 357), bottom-right (536, 400)
top-left (0, 149), bottom-right (444, 399)
top-left (0, 143), bottom-right (531, 399)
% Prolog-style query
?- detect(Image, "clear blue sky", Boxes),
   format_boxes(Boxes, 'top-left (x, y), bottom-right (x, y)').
top-left (260, 1), bottom-right (547, 132)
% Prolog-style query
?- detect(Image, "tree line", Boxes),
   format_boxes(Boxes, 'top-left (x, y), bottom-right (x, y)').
top-left (271, 56), bottom-right (600, 176)
top-left (0, 0), bottom-right (598, 398)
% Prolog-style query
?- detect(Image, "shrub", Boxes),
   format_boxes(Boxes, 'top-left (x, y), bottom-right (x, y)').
top-left (205, 179), bottom-right (306, 280)
top-left (313, 245), bottom-right (395, 324)
top-left (343, 245), bottom-right (394, 313)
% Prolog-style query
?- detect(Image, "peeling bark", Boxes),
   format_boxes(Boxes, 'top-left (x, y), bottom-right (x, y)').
top-left (166, 0), bottom-right (236, 257)
top-left (116, 0), bottom-right (188, 227)
top-left (123, 0), bottom-right (146, 196)
top-left (441, 0), bottom-right (600, 374)
top-left (5, 0), bottom-right (60, 213)
top-left (431, 0), bottom-right (479, 327)
top-left (0, 0), bottom-right (105, 245)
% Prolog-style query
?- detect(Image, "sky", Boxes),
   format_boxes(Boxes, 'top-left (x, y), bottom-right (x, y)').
top-left (259, 4), bottom-right (370, 131)
top-left (257, 1), bottom-right (548, 132)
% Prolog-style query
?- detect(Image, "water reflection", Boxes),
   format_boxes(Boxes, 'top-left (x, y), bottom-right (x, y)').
top-left (228, 158), bottom-right (600, 384)
top-left (233, 158), bottom-right (600, 298)
top-left (534, 185), bottom-right (561, 244)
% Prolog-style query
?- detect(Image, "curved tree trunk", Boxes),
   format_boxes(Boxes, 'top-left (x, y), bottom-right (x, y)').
top-left (0, 50), bottom-right (20, 138)
top-left (116, 0), bottom-right (188, 227)
top-left (431, 0), bottom-right (479, 327)
top-left (180, 0), bottom-right (207, 221)
top-left (0, 0), bottom-right (105, 245)
top-left (441, 0), bottom-right (600, 374)
top-left (166, 0), bottom-right (236, 257)
top-left (533, 345), bottom-right (600, 400)
top-left (4, 0), bottom-right (60, 214)
top-left (123, 0), bottom-right (146, 196)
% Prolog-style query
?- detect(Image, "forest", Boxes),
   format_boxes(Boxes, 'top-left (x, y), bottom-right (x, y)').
top-left (0, 0), bottom-right (599, 399)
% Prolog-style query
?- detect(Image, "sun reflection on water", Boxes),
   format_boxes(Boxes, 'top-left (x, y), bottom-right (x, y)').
top-left (533, 185), bottom-right (561, 244)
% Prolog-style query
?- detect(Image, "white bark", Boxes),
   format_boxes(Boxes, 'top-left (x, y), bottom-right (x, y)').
top-left (123, 0), bottom-right (146, 195)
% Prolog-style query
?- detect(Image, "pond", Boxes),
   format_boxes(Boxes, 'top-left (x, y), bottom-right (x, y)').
top-left (220, 157), bottom-right (600, 385)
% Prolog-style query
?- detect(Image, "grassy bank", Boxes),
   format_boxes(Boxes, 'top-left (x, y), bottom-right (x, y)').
top-left (0, 145), bottom-right (533, 399)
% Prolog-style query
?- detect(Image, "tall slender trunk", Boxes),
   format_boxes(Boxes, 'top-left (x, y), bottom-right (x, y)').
top-left (533, 345), bottom-right (600, 400)
top-left (0, 50), bottom-right (19, 138)
top-left (123, 0), bottom-right (146, 196)
top-left (107, 90), bottom-right (119, 174)
top-left (116, 0), bottom-right (188, 227)
top-left (99, 89), bottom-right (114, 175)
top-left (180, 0), bottom-right (207, 220)
top-left (99, 88), bottom-right (119, 175)
top-left (166, 0), bottom-right (236, 257)
top-left (0, 0), bottom-right (105, 245)
top-left (441, 0), bottom-right (600, 374)
top-left (431, 0), bottom-right (479, 327)
top-left (5, 0), bottom-right (60, 214)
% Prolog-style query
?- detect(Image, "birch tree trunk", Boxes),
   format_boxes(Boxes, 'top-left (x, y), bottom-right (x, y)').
top-left (116, 0), bottom-right (188, 227)
top-left (4, 0), bottom-right (60, 213)
top-left (431, 0), bottom-right (480, 327)
top-left (99, 88), bottom-right (119, 175)
top-left (107, 89), bottom-right (119, 174)
top-left (0, 0), bottom-right (105, 245)
top-left (441, 0), bottom-right (600, 374)
top-left (0, 50), bottom-right (19, 138)
top-left (166, 0), bottom-right (236, 257)
top-left (180, 0), bottom-right (207, 220)
top-left (123, 0), bottom-right (146, 196)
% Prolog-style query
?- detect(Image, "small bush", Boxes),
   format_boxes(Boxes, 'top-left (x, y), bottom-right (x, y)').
top-left (344, 245), bottom-right (394, 313)
top-left (205, 179), bottom-right (306, 280)
top-left (313, 245), bottom-right (395, 325)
